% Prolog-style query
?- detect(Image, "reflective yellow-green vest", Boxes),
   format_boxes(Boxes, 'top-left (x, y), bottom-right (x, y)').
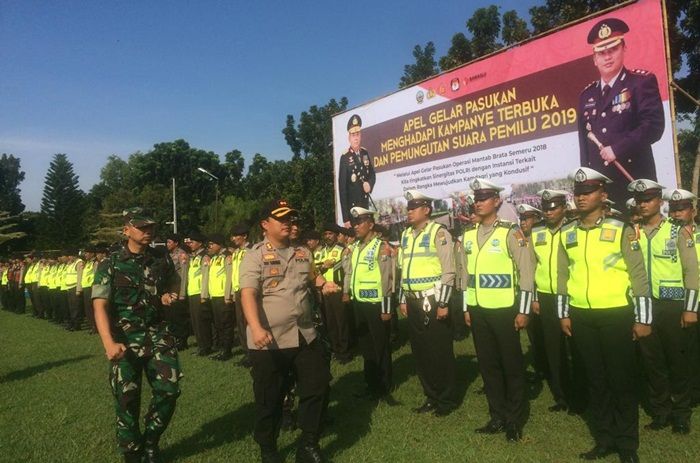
top-left (1, 269), bottom-right (8, 286)
top-left (694, 227), bottom-right (700, 273)
top-left (400, 221), bottom-right (443, 291)
top-left (560, 218), bottom-right (630, 309)
top-left (350, 236), bottom-right (383, 302)
top-left (54, 264), bottom-right (66, 290)
top-left (81, 260), bottom-right (95, 288)
top-left (43, 265), bottom-right (53, 288)
top-left (63, 260), bottom-right (81, 290)
top-left (31, 263), bottom-right (41, 283)
top-left (37, 264), bottom-right (48, 287)
top-left (319, 244), bottom-right (344, 283)
top-left (463, 223), bottom-right (516, 308)
top-left (208, 254), bottom-right (227, 298)
top-left (23, 263), bottom-right (36, 284)
top-left (231, 248), bottom-right (248, 293)
top-left (532, 225), bottom-right (561, 294)
top-left (187, 253), bottom-right (204, 296)
top-left (639, 219), bottom-right (685, 300)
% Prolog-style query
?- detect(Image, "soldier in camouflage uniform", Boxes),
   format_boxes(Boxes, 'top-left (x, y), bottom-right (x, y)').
top-left (92, 208), bottom-right (182, 463)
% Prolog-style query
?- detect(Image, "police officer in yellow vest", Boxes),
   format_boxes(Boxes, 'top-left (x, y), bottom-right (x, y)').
top-left (229, 223), bottom-right (252, 367)
top-left (205, 233), bottom-right (234, 361)
top-left (343, 206), bottom-right (396, 402)
top-left (557, 167), bottom-right (651, 463)
top-left (666, 189), bottom-right (700, 406)
top-left (319, 223), bottom-right (350, 363)
top-left (399, 189), bottom-right (456, 416)
top-left (628, 180), bottom-right (699, 434)
top-left (77, 245), bottom-right (97, 333)
top-left (63, 250), bottom-right (84, 330)
top-left (186, 231), bottom-right (212, 356)
top-left (56, 252), bottom-right (70, 326)
top-left (459, 179), bottom-right (535, 442)
top-left (530, 189), bottom-right (585, 413)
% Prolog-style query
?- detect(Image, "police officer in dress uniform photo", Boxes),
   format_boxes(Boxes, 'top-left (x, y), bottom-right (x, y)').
top-left (338, 114), bottom-right (376, 226)
top-left (577, 18), bottom-right (665, 209)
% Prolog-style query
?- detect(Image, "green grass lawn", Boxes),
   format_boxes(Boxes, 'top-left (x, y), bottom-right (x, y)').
top-left (1, 309), bottom-right (699, 463)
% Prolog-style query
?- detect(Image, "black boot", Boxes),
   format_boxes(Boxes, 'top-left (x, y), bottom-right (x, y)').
top-left (143, 444), bottom-right (161, 463)
top-left (296, 443), bottom-right (324, 463)
top-left (123, 451), bottom-right (143, 463)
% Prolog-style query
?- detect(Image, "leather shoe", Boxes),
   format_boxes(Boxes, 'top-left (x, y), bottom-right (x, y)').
top-left (212, 351), bottom-right (233, 361)
top-left (412, 401), bottom-right (437, 414)
top-left (505, 426), bottom-right (522, 442)
top-left (475, 420), bottom-right (505, 434)
top-left (672, 420), bottom-right (690, 434)
top-left (433, 406), bottom-right (455, 417)
top-left (143, 446), bottom-right (161, 463)
top-left (644, 416), bottom-right (669, 431)
top-left (296, 444), bottom-right (324, 463)
top-left (548, 403), bottom-right (568, 412)
top-left (618, 450), bottom-right (639, 463)
top-left (579, 445), bottom-right (615, 460)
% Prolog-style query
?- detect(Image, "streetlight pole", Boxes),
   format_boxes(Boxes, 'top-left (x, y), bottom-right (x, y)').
top-left (197, 167), bottom-right (220, 230)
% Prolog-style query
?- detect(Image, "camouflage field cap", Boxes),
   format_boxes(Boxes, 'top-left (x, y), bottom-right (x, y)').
top-left (122, 207), bottom-right (156, 227)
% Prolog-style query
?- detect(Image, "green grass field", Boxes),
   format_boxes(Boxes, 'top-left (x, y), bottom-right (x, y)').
top-left (1, 309), bottom-right (699, 463)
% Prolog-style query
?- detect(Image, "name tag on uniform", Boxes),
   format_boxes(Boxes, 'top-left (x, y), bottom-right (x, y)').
top-left (263, 253), bottom-right (276, 261)
top-left (565, 230), bottom-right (578, 248)
top-left (599, 229), bottom-right (617, 242)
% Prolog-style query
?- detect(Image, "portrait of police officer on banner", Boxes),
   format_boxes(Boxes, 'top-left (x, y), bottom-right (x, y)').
top-left (338, 114), bottom-right (376, 227)
top-left (577, 18), bottom-right (665, 209)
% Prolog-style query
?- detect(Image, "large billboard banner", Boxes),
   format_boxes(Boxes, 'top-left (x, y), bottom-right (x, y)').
top-left (332, 0), bottom-right (676, 227)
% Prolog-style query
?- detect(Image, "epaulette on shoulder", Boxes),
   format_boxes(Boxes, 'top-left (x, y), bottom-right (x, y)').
top-left (496, 219), bottom-right (515, 229)
top-left (583, 80), bottom-right (597, 91)
top-left (252, 242), bottom-right (265, 250)
top-left (561, 221), bottom-right (577, 232)
top-left (603, 217), bottom-right (625, 228)
top-left (630, 68), bottom-right (651, 76)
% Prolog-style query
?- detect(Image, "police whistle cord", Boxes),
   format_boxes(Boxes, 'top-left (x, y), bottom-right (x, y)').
top-left (586, 131), bottom-right (634, 182)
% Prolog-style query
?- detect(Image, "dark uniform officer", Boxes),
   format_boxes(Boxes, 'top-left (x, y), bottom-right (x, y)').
top-left (556, 168), bottom-right (651, 463)
top-left (165, 234), bottom-right (190, 349)
top-left (239, 199), bottom-right (338, 463)
top-left (318, 223), bottom-right (350, 362)
top-left (92, 208), bottom-right (182, 463)
top-left (186, 231), bottom-right (212, 356)
top-left (399, 189), bottom-right (457, 416)
top-left (343, 206), bottom-right (395, 401)
top-left (578, 18), bottom-right (664, 209)
top-left (229, 223), bottom-right (253, 367)
top-left (628, 179), bottom-right (699, 434)
top-left (338, 114), bottom-right (376, 225)
top-left (205, 233), bottom-right (235, 361)
top-left (460, 179), bottom-right (535, 441)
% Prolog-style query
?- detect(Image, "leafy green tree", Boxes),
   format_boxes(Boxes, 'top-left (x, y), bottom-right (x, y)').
top-left (0, 211), bottom-right (26, 248)
top-left (502, 10), bottom-right (531, 45)
top-left (467, 6), bottom-right (502, 57)
top-left (399, 42), bottom-right (439, 88)
top-left (39, 154), bottom-right (86, 248)
top-left (0, 154), bottom-right (26, 215)
top-left (439, 33), bottom-right (473, 71)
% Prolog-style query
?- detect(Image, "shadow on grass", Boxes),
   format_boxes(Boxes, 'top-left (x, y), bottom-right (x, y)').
top-left (164, 402), bottom-right (256, 460)
top-left (0, 354), bottom-right (93, 383)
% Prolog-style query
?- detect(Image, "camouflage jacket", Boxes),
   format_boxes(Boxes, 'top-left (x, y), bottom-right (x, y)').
top-left (92, 245), bottom-right (179, 344)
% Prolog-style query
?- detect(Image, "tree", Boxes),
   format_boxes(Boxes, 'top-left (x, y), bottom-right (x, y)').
top-left (467, 5), bottom-right (502, 57)
top-left (399, 42), bottom-right (439, 88)
top-left (439, 33), bottom-right (473, 71)
top-left (39, 154), bottom-right (86, 248)
top-left (0, 154), bottom-right (26, 215)
top-left (502, 10), bottom-right (531, 45)
top-left (222, 149), bottom-right (245, 195)
top-left (0, 211), bottom-right (26, 248)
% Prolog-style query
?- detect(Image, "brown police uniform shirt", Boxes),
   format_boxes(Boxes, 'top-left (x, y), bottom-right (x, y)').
top-left (239, 237), bottom-right (317, 350)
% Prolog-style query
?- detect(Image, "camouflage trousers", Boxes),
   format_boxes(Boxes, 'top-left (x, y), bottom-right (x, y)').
top-left (109, 343), bottom-right (182, 454)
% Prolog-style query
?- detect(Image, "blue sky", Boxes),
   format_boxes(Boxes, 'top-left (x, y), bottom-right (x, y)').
top-left (1, 0), bottom-right (536, 211)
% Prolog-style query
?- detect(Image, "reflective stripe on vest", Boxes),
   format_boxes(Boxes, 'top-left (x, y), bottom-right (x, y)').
top-left (81, 261), bottom-right (95, 288)
top-left (561, 219), bottom-right (629, 309)
top-left (401, 221), bottom-right (442, 291)
top-left (639, 220), bottom-right (684, 300)
top-left (55, 264), bottom-right (67, 289)
top-left (463, 224), bottom-right (515, 308)
top-left (532, 226), bottom-right (560, 294)
top-left (187, 254), bottom-right (204, 296)
top-left (350, 236), bottom-right (383, 303)
top-left (63, 260), bottom-right (81, 289)
top-left (208, 254), bottom-right (227, 298)
top-left (23, 263), bottom-right (35, 284)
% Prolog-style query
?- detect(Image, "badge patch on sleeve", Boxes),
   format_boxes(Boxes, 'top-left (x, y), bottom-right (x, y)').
top-left (437, 230), bottom-right (447, 246)
top-left (599, 228), bottom-right (617, 242)
top-left (565, 230), bottom-right (578, 248)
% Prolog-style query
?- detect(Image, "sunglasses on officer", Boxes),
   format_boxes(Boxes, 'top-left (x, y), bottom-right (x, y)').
top-left (350, 216), bottom-right (373, 226)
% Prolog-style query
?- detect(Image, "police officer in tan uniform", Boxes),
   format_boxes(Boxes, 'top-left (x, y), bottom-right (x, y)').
top-left (240, 199), bottom-right (340, 463)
